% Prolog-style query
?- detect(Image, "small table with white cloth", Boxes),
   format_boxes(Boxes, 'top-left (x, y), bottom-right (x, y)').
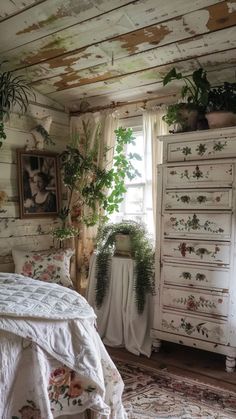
top-left (87, 253), bottom-right (153, 357)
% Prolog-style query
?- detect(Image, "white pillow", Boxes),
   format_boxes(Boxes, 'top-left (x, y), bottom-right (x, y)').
top-left (12, 248), bottom-right (74, 288)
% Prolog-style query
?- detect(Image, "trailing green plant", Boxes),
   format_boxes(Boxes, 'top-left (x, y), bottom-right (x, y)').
top-left (95, 221), bottom-right (155, 314)
top-left (207, 82), bottom-right (236, 113)
top-left (52, 123), bottom-right (141, 240)
top-left (162, 67), bottom-right (210, 131)
top-left (0, 62), bottom-right (33, 147)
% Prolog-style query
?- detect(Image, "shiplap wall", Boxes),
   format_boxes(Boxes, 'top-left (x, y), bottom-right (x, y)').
top-left (0, 91), bottom-right (70, 273)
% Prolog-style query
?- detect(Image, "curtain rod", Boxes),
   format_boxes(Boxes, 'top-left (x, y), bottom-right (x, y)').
top-left (70, 93), bottom-right (178, 116)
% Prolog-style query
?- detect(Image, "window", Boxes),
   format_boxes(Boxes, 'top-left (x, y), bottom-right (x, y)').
top-left (109, 118), bottom-right (154, 239)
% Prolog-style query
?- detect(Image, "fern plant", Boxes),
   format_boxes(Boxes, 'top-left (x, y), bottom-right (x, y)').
top-left (0, 62), bottom-right (33, 147)
top-left (95, 221), bottom-right (154, 314)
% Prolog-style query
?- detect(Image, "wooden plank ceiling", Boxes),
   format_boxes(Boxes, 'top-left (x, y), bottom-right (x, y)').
top-left (0, 0), bottom-right (236, 113)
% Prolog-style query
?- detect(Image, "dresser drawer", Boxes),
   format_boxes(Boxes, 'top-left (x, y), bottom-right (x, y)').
top-left (161, 311), bottom-right (227, 344)
top-left (163, 239), bottom-right (230, 265)
top-left (164, 189), bottom-right (232, 210)
top-left (163, 212), bottom-right (231, 240)
top-left (163, 287), bottom-right (228, 317)
top-left (166, 163), bottom-right (233, 188)
top-left (163, 263), bottom-right (230, 290)
top-left (167, 137), bottom-right (236, 162)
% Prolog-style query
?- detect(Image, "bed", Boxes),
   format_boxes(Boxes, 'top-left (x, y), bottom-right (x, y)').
top-left (0, 272), bottom-right (127, 419)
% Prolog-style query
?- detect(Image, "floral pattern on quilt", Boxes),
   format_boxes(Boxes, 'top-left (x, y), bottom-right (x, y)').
top-left (12, 400), bottom-right (41, 419)
top-left (48, 366), bottom-right (96, 411)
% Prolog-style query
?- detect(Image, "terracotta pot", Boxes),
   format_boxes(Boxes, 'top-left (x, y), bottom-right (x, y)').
top-left (206, 111), bottom-right (236, 129)
top-left (115, 234), bottom-right (132, 256)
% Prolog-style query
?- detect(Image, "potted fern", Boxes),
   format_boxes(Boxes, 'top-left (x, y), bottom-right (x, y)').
top-left (0, 62), bottom-right (33, 147)
top-left (95, 221), bottom-right (154, 314)
top-left (162, 67), bottom-right (210, 132)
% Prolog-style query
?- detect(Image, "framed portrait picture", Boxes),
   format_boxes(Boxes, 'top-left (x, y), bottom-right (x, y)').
top-left (17, 149), bottom-right (61, 218)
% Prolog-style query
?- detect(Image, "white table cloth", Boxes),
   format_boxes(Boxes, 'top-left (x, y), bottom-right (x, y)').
top-left (87, 254), bottom-right (153, 357)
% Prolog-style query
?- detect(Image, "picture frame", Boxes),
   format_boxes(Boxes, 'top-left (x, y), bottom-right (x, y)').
top-left (16, 149), bottom-right (61, 219)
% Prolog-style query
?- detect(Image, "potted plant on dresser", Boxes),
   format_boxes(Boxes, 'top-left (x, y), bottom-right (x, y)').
top-left (162, 67), bottom-right (210, 132)
top-left (206, 82), bottom-right (236, 129)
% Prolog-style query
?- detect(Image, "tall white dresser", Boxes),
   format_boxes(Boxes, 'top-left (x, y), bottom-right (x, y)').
top-left (151, 126), bottom-right (236, 372)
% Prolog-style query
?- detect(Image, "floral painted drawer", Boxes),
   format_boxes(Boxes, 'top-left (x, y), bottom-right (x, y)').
top-left (167, 137), bottom-right (236, 162)
top-left (163, 239), bottom-right (230, 265)
top-left (161, 311), bottom-right (227, 344)
top-left (164, 189), bottom-right (232, 210)
top-left (162, 263), bottom-right (230, 290)
top-left (163, 212), bottom-right (231, 240)
top-left (166, 162), bottom-right (233, 188)
top-left (162, 287), bottom-right (228, 317)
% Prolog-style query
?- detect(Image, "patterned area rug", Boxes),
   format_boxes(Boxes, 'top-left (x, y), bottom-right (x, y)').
top-left (115, 359), bottom-right (236, 418)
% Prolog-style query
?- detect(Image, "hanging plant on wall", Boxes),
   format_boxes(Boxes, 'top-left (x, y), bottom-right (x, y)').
top-left (0, 62), bottom-right (33, 148)
top-left (95, 221), bottom-right (155, 314)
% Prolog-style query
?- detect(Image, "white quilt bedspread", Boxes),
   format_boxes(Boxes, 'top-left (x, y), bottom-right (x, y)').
top-left (0, 273), bottom-right (127, 419)
top-left (0, 272), bottom-right (94, 319)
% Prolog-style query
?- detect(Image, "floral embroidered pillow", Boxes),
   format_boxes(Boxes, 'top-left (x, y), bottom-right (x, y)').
top-left (12, 248), bottom-right (74, 288)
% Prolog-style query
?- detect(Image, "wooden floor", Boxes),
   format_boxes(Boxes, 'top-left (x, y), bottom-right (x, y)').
top-left (107, 342), bottom-right (236, 392)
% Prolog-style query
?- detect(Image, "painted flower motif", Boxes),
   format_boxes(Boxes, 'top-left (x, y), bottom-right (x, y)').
top-left (196, 143), bottom-right (207, 156)
top-left (186, 296), bottom-right (197, 311)
top-left (180, 195), bottom-right (190, 203)
top-left (181, 271), bottom-right (191, 280)
top-left (184, 322), bottom-right (193, 332)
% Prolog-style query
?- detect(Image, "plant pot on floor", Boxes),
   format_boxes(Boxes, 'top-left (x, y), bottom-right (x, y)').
top-left (206, 111), bottom-right (236, 129)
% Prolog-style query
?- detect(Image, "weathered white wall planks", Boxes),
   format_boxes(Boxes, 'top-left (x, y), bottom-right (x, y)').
top-left (0, 93), bottom-right (70, 273)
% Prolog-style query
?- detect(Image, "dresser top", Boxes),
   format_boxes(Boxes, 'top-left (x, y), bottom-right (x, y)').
top-left (158, 126), bottom-right (236, 143)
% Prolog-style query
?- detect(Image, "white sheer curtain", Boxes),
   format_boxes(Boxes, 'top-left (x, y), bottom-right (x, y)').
top-left (70, 111), bottom-right (119, 291)
top-left (143, 109), bottom-right (169, 232)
